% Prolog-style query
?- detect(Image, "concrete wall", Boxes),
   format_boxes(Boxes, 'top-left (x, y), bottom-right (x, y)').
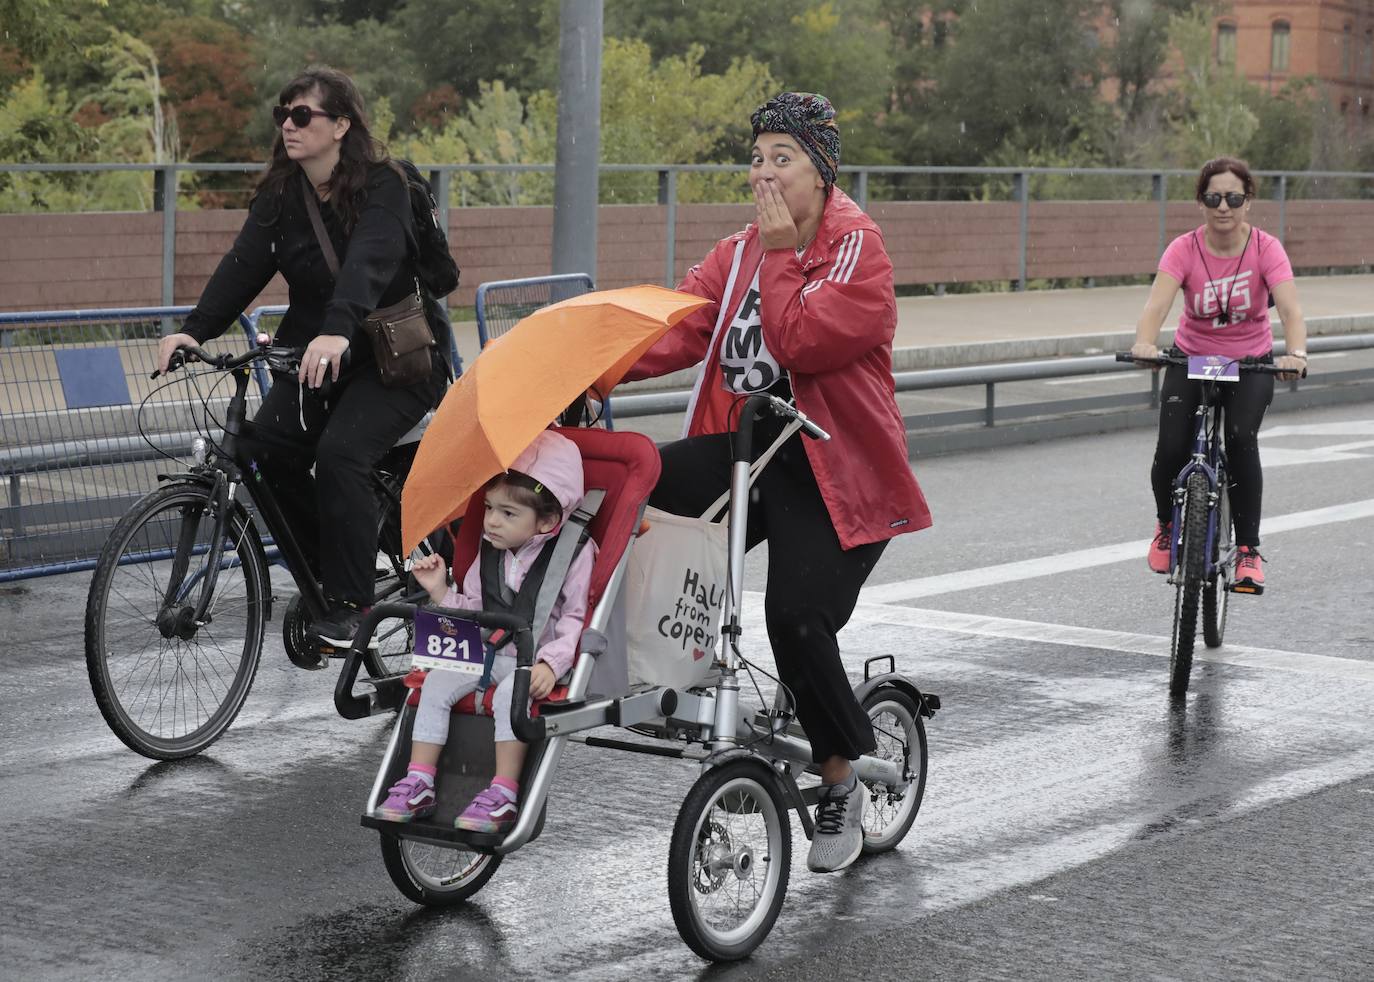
top-left (2, 198), bottom-right (1372, 315)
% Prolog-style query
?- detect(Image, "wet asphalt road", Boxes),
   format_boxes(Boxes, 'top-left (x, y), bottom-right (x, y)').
top-left (4, 401), bottom-right (1374, 980)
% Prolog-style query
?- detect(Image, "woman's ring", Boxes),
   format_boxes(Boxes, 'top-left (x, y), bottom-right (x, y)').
top-left (319, 356), bottom-right (329, 366)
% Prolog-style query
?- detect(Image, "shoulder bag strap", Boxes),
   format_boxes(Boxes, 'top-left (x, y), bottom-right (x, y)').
top-left (301, 172), bottom-right (340, 278)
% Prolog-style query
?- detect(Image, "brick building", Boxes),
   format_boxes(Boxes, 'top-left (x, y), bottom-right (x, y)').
top-left (1214, 1), bottom-right (1374, 126)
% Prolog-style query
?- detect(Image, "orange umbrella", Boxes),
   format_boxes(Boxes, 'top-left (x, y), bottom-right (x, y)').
top-left (401, 284), bottom-right (709, 553)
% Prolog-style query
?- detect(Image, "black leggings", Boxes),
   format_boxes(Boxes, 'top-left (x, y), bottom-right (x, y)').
top-left (649, 416), bottom-right (885, 763)
top-left (1150, 361), bottom-right (1274, 547)
top-left (237, 357), bottom-right (444, 606)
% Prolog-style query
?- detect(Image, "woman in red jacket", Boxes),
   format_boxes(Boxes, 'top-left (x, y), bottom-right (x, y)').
top-left (628, 92), bottom-right (931, 874)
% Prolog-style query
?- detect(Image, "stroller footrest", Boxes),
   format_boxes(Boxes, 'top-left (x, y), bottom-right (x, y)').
top-left (360, 814), bottom-right (505, 853)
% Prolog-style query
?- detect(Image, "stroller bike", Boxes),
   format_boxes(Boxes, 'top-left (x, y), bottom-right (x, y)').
top-left (338, 394), bottom-right (941, 961)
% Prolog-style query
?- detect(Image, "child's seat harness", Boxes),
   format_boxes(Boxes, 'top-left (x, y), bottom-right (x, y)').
top-left (472, 491), bottom-right (602, 690)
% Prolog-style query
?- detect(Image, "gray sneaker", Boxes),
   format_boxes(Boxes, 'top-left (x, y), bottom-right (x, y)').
top-left (806, 776), bottom-right (866, 873)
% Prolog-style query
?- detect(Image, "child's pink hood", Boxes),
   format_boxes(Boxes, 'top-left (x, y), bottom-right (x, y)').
top-left (507, 428), bottom-right (584, 523)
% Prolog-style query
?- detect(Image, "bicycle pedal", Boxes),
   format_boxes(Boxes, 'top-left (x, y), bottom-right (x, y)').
top-left (1229, 581), bottom-right (1264, 596)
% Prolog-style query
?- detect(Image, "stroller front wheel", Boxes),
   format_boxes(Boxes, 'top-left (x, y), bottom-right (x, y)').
top-left (667, 758), bottom-right (791, 962)
top-left (380, 834), bottom-right (501, 906)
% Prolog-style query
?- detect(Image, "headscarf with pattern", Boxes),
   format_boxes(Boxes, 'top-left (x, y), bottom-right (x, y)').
top-left (750, 92), bottom-right (841, 188)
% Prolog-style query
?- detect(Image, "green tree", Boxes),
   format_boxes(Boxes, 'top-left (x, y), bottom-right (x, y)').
top-left (397, 40), bottom-right (775, 206)
top-left (1163, 8), bottom-right (1258, 164)
top-left (591, 38), bottom-right (774, 201)
top-left (1241, 79), bottom-right (1319, 172)
top-left (74, 29), bottom-right (178, 170)
top-left (391, 0), bottom-right (560, 106)
top-left (1106, 0), bottom-right (1198, 122)
top-left (924, 0), bottom-right (1106, 165)
top-left (0, 70), bottom-right (149, 211)
top-left (247, 17), bottom-right (428, 148)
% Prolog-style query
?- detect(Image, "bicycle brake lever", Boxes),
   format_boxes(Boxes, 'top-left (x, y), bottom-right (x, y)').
top-left (150, 351), bottom-right (186, 380)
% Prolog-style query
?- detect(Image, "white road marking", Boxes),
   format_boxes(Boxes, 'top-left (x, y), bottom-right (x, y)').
top-left (842, 600), bottom-right (1374, 682)
top-left (861, 498), bottom-right (1374, 603)
top-left (1261, 420), bottom-right (1374, 439)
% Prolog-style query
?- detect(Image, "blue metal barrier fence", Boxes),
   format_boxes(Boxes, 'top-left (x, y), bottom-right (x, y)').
top-left (0, 306), bottom-right (273, 581)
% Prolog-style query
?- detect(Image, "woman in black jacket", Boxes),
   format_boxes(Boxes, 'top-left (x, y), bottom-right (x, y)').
top-left (157, 67), bottom-right (450, 645)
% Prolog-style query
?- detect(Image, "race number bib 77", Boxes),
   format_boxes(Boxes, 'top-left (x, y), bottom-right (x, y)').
top-left (412, 608), bottom-right (484, 674)
top-left (1187, 355), bottom-right (1239, 382)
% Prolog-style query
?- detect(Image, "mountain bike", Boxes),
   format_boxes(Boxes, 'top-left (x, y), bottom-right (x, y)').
top-left (1119, 351), bottom-right (1295, 696)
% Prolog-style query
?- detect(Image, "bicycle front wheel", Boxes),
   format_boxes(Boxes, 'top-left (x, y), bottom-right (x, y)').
top-left (668, 758), bottom-right (791, 962)
top-left (85, 483), bottom-right (269, 759)
top-left (1169, 471), bottom-right (1209, 697)
top-left (1202, 472), bottom-right (1232, 649)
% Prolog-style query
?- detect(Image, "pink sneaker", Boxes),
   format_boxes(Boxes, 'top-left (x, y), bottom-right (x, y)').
top-left (1148, 521), bottom-right (1172, 574)
top-left (374, 773), bottom-right (436, 822)
top-left (455, 783), bottom-right (519, 833)
top-left (1235, 546), bottom-right (1265, 590)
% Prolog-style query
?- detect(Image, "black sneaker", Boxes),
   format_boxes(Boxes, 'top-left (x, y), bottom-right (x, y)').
top-left (310, 604), bottom-right (379, 650)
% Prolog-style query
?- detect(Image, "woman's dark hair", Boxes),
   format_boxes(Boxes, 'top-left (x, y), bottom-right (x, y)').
top-left (253, 66), bottom-right (390, 231)
top-left (1195, 156), bottom-right (1256, 202)
top-left (486, 471), bottom-right (563, 524)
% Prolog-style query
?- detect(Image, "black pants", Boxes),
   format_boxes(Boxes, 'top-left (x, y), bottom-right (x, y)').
top-left (649, 417), bottom-right (885, 763)
top-left (237, 357), bottom-right (444, 606)
top-left (1150, 361), bottom-right (1274, 547)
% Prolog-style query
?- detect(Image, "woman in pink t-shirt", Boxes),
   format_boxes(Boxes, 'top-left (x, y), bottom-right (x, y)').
top-left (1129, 156), bottom-right (1309, 590)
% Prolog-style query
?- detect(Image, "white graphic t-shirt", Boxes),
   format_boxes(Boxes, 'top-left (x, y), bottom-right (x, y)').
top-left (718, 265), bottom-right (784, 394)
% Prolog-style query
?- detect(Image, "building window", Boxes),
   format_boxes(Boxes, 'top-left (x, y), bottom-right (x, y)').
top-left (1271, 21), bottom-right (1291, 72)
top-left (1342, 24), bottom-right (1353, 77)
top-left (1364, 29), bottom-right (1372, 77)
top-left (1217, 22), bottom-right (1237, 64)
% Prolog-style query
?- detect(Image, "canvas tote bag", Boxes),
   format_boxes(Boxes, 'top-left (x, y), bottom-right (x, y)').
top-left (624, 419), bottom-right (803, 689)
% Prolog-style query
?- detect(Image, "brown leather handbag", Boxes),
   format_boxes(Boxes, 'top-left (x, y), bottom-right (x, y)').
top-left (302, 176), bottom-right (436, 387)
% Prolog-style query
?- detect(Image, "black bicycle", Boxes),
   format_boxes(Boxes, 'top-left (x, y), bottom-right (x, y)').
top-left (84, 341), bottom-right (431, 759)
top-left (1118, 350), bottom-right (1296, 696)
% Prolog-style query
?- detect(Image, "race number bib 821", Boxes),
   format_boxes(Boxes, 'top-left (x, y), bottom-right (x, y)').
top-left (412, 608), bottom-right (484, 674)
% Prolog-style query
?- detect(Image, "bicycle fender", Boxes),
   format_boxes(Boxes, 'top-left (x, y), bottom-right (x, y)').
top-left (852, 673), bottom-right (940, 718)
top-left (154, 472), bottom-right (273, 620)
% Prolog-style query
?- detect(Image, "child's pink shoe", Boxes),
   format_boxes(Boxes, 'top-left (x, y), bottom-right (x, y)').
top-left (375, 773), bottom-right (436, 822)
top-left (455, 782), bottom-right (519, 833)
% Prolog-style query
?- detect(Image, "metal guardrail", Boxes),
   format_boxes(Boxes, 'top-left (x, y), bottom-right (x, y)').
top-left (4, 297), bottom-right (1373, 582)
top-left (5, 162), bottom-right (1372, 294)
top-left (0, 300), bottom-right (466, 582)
top-left (607, 334), bottom-right (1374, 427)
top-left (0, 305), bottom-right (276, 581)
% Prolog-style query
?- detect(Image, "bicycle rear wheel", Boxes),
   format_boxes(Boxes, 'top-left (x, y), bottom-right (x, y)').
top-left (1202, 474), bottom-right (1232, 649)
top-left (860, 687), bottom-right (927, 854)
top-left (85, 483), bottom-right (269, 759)
top-left (1169, 472), bottom-right (1209, 697)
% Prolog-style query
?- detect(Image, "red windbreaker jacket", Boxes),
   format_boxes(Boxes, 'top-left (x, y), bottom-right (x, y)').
top-left (626, 188), bottom-right (932, 549)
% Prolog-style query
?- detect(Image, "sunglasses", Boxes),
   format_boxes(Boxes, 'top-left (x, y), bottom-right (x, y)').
top-left (1201, 191), bottom-right (1248, 209)
top-left (272, 105), bottom-right (344, 129)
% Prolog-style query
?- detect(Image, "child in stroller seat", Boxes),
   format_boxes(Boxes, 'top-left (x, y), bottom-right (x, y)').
top-left (374, 429), bottom-right (596, 833)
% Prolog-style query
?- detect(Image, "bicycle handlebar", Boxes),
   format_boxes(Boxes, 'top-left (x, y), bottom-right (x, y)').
top-left (151, 342), bottom-right (304, 379)
top-left (333, 602), bottom-right (546, 742)
top-left (1115, 351), bottom-right (1306, 378)
top-left (761, 393), bottom-right (831, 441)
